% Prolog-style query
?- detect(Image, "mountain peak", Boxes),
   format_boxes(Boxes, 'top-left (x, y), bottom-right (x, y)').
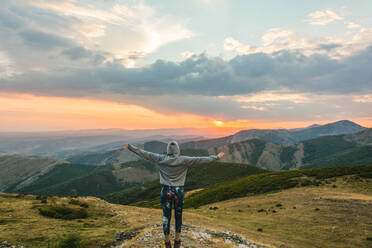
top-left (324, 120), bottom-right (365, 129)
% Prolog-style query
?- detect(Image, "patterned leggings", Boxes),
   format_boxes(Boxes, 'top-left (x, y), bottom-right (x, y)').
top-left (160, 184), bottom-right (185, 235)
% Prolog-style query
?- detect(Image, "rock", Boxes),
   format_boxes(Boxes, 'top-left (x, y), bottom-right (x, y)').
top-left (115, 231), bottom-right (139, 241)
top-left (0, 240), bottom-right (24, 248)
top-left (110, 230), bottom-right (139, 246)
top-left (225, 239), bottom-right (232, 243)
top-left (109, 223), bottom-right (268, 248)
top-left (107, 211), bottom-right (117, 217)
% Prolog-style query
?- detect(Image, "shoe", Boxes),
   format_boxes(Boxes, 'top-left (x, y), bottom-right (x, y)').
top-left (165, 240), bottom-right (172, 248)
top-left (174, 239), bottom-right (181, 248)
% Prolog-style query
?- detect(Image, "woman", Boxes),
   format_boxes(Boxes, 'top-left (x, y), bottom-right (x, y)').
top-left (125, 140), bottom-right (224, 248)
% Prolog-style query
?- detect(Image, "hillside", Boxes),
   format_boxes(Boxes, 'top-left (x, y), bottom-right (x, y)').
top-left (209, 129), bottom-right (372, 170)
top-left (0, 165), bottom-right (371, 248)
top-left (5, 147), bottom-right (213, 197)
top-left (303, 146), bottom-right (372, 168)
top-left (10, 161), bottom-right (159, 198)
top-left (182, 165), bottom-right (372, 208)
top-left (26, 168), bottom-right (135, 197)
top-left (0, 155), bottom-right (67, 191)
top-left (66, 147), bottom-right (139, 165)
top-left (105, 161), bottom-right (266, 205)
top-left (5, 163), bottom-right (98, 193)
top-left (181, 120), bottom-right (366, 149)
top-left (189, 183), bottom-right (372, 248)
top-left (129, 165), bottom-right (372, 209)
top-left (64, 141), bottom-right (165, 166)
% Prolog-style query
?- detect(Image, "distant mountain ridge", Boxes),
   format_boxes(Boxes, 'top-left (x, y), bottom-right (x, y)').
top-left (181, 120), bottom-right (366, 149)
top-left (65, 141), bottom-right (209, 166)
top-left (210, 128), bottom-right (372, 170)
top-left (0, 128), bottom-right (207, 157)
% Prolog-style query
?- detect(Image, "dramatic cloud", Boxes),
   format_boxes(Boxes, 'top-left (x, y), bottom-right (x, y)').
top-left (0, 1), bottom-right (371, 125)
top-left (0, 0), bottom-right (193, 69)
top-left (1, 46), bottom-right (372, 116)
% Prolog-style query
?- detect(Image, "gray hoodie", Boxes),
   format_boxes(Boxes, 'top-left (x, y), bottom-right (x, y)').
top-left (127, 140), bottom-right (219, 186)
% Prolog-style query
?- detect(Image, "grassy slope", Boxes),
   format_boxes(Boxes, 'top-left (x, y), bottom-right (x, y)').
top-left (9, 163), bottom-right (97, 193)
top-left (303, 145), bottom-right (372, 168)
top-left (104, 161), bottom-right (267, 206)
top-left (14, 160), bottom-right (160, 198)
top-left (302, 135), bottom-right (357, 164)
top-left (0, 193), bottom-right (150, 247)
top-left (133, 165), bottom-right (372, 209)
top-left (0, 169), bottom-right (371, 248)
top-left (183, 165), bottom-right (372, 208)
top-left (20, 164), bottom-right (136, 197)
top-left (190, 182), bottom-right (372, 248)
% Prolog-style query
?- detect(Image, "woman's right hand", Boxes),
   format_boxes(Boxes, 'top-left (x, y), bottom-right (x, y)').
top-left (217, 152), bottom-right (224, 159)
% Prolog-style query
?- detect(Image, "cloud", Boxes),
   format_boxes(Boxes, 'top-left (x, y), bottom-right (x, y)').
top-left (224, 24), bottom-right (372, 59)
top-left (0, 1), bottom-right (371, 123)
top-left (1, 45), bottom-right (372, 98)
top-left (180, 51), bottom-right (196, 59)
top-left (26, 0), bottom-right (193, 62)
top-left (345, 22), bottom-right (361, 29)
top-left (306, 9), bottom-right (343, 26)
top-left (261, 28), bottom-right (294, 46)
top-left (0, 0), bottom-right (193, 70)
top-left (19, 30), bottom-right (72, 50)
top-left (224, 37), bottom-right (255, 54)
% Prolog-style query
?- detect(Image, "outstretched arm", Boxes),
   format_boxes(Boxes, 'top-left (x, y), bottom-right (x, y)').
top-left (183, 152), bottom-right (224, 166)
top-left (125, 143), bottom-right (164, 163)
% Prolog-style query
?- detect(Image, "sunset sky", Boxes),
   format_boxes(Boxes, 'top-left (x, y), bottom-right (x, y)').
top-left (1, 0), bottom-right (371, 134)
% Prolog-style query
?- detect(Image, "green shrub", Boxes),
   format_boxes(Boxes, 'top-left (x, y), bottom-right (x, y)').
top-left (58, 233), bottom-right (85, 248)
top-left (300, 179), bottom-right (312, 186)
top-left (68, 199), bottom-right (89, 208)
top-left (38, 206), bottom-right (88, 220)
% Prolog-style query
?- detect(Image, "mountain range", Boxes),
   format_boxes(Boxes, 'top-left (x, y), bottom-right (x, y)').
top-left (180, 120), bottom-right (366, 149)
top-left (0, 128), bottom-right (207, 158)
top-left (210, 128), bottom-right (372, 170)
top-left (0, 120), bottom-right (370, 199)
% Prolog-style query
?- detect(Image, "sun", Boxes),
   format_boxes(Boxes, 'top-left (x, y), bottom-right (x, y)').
top-left (214, 120), bottom-right (224, 126)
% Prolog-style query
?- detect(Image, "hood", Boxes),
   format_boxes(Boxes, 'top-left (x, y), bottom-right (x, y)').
top-left (166, 140), bottom-right (180, 156)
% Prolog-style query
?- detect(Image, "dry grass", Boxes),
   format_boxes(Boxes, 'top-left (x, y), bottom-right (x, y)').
top-left (187, 180), bottom-right (372, 248)
top-left (0, 177), bottom-right (371, 247)
top-left (0, 193), bottom-right (161, 247)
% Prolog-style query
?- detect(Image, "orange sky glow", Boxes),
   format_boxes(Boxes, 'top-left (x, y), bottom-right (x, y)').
top-left (0, 92), bottom-right (371, 136)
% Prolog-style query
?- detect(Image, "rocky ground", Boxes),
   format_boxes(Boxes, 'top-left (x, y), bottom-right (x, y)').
top-left (0, 240), bottom-right (24, 248)
top-left (110, 223), bottom-right (270, 248)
